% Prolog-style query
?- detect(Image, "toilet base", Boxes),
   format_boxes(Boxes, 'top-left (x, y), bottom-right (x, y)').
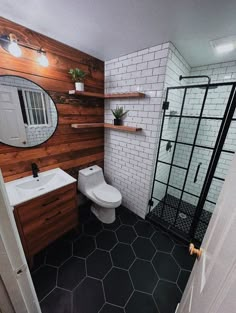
top-left (91, 203), bottom-right (116, 224)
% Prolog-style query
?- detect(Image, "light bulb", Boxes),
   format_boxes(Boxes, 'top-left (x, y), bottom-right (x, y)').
top-left (37, 53), bottom-right (49, 67)
top-left (8, 41), bottom-right (22, 57)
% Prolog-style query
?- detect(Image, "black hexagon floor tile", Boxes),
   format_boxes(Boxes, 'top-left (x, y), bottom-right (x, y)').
top-left (172, 245), bottom-right (195, 271)
top-left (103, 216), bottom-right (121, 231)
top-left (61, 227), bottom-right (83, 243)
top-left (151, 231), bottom-right (174, 253)
top-left (73, 235), bottom-right (95, 258)
top-left (125, 291), bottom-right (158, 313)
top-left (86, 249), bottom-right (112, 279)
top-left (31, 249), bottom-right (46, 273)
top-left (99, 304), bottom-right (124, 313)
top-left (57, 257), bottom-right (85, 291)
top-left (40, 288), bottom-right (71, 313)
top-left (96, 230), bottom-right (117, 250)
top-left (103, 268), bottom-right (133, 307)
top-left (153, 280), bottom-right (182, 313)
top-left (46, 240), bottom-right (72, 267)
top-left (116, 206), bottom-right (129, 216)
top-left (119, 210), bottom-right (138, 225)
top-left (116, 225), bottom-right (137, 244)
top-left (134, 220), bottom-right (155, 238)
top-left (132, 237), bottom-right (156, 260)
top-left (84, 217), bottom-right (103, 236)
top-left (111, 243), bottom-right (135, 269)
top-left (73, 277), bottom-right (104, 313)
top-left (177, 270), bottom-right (191, 292)
top-left (152, 252), bottom-right (180, 282)
top-left (32, 265), bottom-right (57, 301)
top-left (129, 259), bottom-right (158, 293)
top-left (31, 206), bottom-right (193, 313)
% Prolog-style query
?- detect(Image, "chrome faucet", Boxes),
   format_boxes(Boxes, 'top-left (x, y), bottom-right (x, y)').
top-left (31, 163), bottom-right (40, 178)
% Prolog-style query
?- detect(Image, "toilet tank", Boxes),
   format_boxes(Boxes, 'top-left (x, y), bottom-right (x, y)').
top-left (78, 165), bottom-right (105, 194)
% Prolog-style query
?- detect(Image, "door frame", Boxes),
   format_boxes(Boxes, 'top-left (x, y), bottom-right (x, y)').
top-left (0, 85), bottom-right (27, 147)
top-left (0, 169), bottom-right (41, 313)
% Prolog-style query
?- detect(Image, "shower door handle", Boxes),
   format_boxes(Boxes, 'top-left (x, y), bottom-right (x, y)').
top-left (194, 162), bottom-right (202, 183)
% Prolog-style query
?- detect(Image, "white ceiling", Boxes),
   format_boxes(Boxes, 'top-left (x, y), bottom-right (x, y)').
top-left (1, 0), bottom-right (236, 66)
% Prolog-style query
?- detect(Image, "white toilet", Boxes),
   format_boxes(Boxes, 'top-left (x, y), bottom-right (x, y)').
top-left (78, 165), bottom-right (122, 223)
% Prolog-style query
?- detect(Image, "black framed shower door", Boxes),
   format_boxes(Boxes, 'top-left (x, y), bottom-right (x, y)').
top-left (147, 82), bottom-right (236, 244)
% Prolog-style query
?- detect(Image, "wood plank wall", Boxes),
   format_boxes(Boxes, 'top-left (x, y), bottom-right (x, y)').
top-left (0, 17), bottom-right (104, 182)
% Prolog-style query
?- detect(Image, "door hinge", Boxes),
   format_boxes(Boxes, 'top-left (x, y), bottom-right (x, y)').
top-left (162, 101), bottom-right (169, 110)
top-left (148, 199), bottom-right (154, 206)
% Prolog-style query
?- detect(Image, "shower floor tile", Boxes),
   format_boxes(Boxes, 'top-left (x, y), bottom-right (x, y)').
top-left (148, 194), bottom-right (212, 242)
top-left (31, 205), bottom-right (195, 313)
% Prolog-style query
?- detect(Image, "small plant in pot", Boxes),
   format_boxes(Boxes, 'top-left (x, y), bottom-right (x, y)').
top-left (111, 106), bottom-right (129, 125)
top-left (68, 68), bottom-right (87, 91)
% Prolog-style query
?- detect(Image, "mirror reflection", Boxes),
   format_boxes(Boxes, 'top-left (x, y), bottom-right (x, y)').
top-left (0, 75), bottom-right (58, 148)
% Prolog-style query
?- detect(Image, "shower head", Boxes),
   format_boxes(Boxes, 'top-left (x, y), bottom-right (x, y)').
top-left (179, 75), bottom-right (211, 85)
top-left (179, 75), bottom-right (217, 89)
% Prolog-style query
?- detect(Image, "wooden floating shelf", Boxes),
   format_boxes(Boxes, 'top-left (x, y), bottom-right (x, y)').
top-left (69, 90), bottom-right (145, 99)
top-left (105, 92), bottom-right (145, 99)
top-left (104, 123), bottom-right (142, 132)
top-left (71, 123), bottom-right (104, 129)
top-left (71, 123), bottom-right (142, 132)
top-left (69, 91), bottom-right (104, 98)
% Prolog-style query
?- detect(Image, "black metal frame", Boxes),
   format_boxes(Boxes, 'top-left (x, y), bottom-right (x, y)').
top-left (147, 81), bottom-right (236, 243)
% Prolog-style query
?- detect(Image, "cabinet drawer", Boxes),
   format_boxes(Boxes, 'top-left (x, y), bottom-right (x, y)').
top-left (23, 198), bottom-right (76, 238)
top-left (13, 182), bottom-right (79, 260)
top-left (26, 207), bottom-right (78, 255)
top-left (16, 183), bottom-right (76, 226)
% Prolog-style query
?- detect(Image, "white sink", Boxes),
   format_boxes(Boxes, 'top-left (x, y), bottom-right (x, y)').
top-left (16, 173), bottom-right (57, 190)
top-left (5, 168), bottom-right (76, 206)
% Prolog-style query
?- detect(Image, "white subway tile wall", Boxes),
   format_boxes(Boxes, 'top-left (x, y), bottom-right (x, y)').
top-left (104, 43), bottom-right (190, 218)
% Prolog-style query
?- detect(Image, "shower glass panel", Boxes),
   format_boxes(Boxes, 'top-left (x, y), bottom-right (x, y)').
top-left (148, 82), bottom-right (236, 243)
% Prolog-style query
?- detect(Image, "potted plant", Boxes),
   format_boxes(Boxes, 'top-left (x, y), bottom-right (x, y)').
top-left (68, 68), bottom-right (87, 91)
top-left (111, 106), bottom-right (129, 125)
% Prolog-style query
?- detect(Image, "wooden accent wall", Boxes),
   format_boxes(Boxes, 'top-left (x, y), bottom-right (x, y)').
top-left (0, 17), bottom-right (104, 182)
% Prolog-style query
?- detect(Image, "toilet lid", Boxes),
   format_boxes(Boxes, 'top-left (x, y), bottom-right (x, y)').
top-left (93, 184), bottom-right (121, 203)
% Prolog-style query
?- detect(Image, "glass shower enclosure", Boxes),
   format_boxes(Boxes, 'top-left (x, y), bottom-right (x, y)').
top-left (147, 82), bottom-right (236, 243)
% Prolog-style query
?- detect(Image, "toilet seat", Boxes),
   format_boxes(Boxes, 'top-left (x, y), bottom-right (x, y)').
top-left (93, 184), bottom-right (121, 207)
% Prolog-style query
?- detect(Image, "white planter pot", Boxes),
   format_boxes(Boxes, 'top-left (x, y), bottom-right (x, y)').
top-left (75, 82), bottom-right (84, 91)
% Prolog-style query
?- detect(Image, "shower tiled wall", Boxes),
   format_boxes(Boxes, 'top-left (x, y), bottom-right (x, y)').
top-left (104, 42), bottom-right (190, 218)
top-left (165, 62), bottom-right (236, 212)
top-left (155, 45), bottom-right (190, 208)
top-left (105, 43), bottom-right (236, 218)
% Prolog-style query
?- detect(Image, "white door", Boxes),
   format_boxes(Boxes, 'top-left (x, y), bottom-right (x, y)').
top-left (0, 85), bottom-right (27, 147)
top-left (0, 169), bottom-right (41, 313)
top-left (178, 153), bottom-right (236, 313)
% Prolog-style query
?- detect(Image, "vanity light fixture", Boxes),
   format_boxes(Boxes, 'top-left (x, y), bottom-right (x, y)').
top-left (0, 33), bottom-right (49, 66)
top-left (37, 49), bottom-right (49, 67)
top-left (7, 33), bottom-right (22, 57)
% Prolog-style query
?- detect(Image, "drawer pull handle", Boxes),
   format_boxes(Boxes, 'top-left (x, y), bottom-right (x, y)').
top-left (45, 211), bottom-right (61, 222)
top-left (42, 197), bottom-right (59, 207)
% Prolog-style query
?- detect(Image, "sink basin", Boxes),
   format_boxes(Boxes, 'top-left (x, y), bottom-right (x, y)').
top-left (16, 173), bottom-right (57, 190)
top-left (5, 168), bottom-right (76, 206)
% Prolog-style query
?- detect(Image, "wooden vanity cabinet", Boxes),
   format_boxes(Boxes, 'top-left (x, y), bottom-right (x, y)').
top-left (13, 182), bottom-right (78, 264)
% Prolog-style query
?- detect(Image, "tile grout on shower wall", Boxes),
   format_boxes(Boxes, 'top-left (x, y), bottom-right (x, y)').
top-left (104, 42), bottom-right (190, 218)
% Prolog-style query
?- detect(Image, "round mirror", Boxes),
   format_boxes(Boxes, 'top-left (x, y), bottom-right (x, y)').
top-left (0, 75), bottom-right (58, 148)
